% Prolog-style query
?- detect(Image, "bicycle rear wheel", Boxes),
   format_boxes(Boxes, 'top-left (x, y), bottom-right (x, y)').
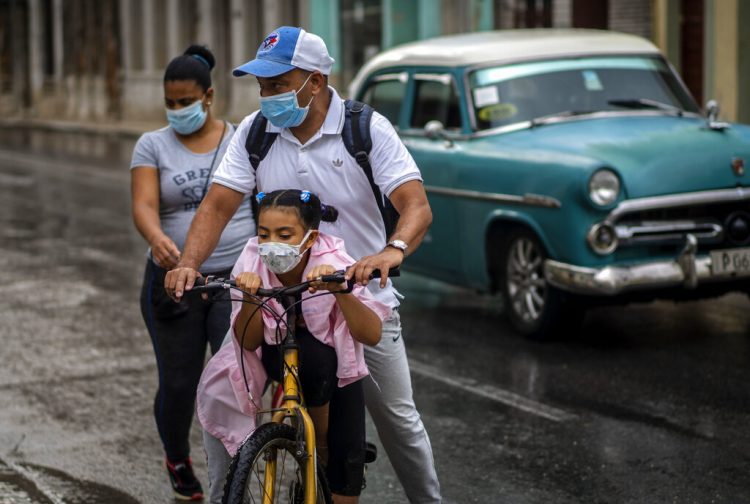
top-left (222, 422), bottom-right (332, 504)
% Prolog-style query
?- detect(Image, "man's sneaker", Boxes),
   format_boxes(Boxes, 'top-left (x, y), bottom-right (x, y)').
top-left (166, 457), bottom-right (204, 501)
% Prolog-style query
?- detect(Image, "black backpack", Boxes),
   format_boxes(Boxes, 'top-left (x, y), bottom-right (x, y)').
top-left (244, 99), bottom-right (399, 238)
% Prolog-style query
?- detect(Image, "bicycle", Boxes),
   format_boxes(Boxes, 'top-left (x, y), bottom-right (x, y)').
top-left (193, 268), bottom-right (395, 504)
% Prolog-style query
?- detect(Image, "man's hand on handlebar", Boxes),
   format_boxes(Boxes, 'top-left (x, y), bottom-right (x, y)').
top-left (307, 265), bottom-right (348, 294)
top-left (346, 246), bottom-right (404, 288)
top-left (165, 266), bottom-right (202, 301)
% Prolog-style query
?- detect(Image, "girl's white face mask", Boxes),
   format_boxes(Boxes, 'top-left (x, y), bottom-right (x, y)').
top-left (258, 230), bottom-right (313, 274)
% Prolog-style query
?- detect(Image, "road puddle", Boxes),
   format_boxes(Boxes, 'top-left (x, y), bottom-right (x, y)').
top-left (0, 460), bottom-right (138, 504)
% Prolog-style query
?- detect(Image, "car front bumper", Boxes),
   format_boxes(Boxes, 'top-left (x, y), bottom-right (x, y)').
top-left (545, 235), bottom-right (750, 296)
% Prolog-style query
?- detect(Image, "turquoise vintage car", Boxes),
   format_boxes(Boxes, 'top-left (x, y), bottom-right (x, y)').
top-left (349, 29), bottom-right (750, 339)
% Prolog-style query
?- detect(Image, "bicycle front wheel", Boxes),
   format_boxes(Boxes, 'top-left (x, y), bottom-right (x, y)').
top-left (222, 422), bottom-right (332, 504)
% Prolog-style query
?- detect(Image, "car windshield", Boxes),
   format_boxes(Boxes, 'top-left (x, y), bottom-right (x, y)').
top-left (468, 56), bottom-right (700, 130)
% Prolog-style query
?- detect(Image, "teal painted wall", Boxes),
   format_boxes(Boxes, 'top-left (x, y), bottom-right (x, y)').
top-left (382, 0), bottom-right (419, 48)
top-left (309, 0), bottom-right (342, 73)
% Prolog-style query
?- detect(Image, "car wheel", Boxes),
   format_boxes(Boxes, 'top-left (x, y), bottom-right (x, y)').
top-left (499, 229), bottom-right (583, 340)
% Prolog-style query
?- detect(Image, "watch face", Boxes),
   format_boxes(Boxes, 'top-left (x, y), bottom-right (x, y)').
top-left (389, 240), bottom-right (407, 251)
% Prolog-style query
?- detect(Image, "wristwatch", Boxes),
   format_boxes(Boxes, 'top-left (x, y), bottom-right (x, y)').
top-left (387, 239), bottom-right (408, 254)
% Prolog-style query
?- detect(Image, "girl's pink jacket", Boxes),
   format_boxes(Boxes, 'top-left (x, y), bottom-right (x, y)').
top-left (197, 232), bottom-right (391, 455)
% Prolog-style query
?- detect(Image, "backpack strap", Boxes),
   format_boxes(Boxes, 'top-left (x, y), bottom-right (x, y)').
top-left (244, 113), bottom-right (278, 222)
top-left (245, 113), bottom-right (278, 171)
top-left (343, 100), bottom-right (391, 231)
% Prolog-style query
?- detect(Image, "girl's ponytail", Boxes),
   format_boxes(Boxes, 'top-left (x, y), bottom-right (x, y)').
top-left (320, 203), bottom-right (339, 223)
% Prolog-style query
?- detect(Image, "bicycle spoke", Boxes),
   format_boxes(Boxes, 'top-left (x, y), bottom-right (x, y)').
top-left (249, 455), bottom-right (264, 503)
top-left (276, 447), bottom-right (288, 501)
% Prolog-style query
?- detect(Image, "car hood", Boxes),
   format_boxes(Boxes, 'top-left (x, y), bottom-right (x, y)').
top-left (496, 115), bottom-right (750, 198)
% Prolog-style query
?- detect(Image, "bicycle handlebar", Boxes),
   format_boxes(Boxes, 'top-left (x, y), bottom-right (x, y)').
top-left (190, 268), bottom-right (400, 297)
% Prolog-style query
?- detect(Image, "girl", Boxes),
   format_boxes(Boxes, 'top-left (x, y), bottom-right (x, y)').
top-left (198, 189), bottom-right (390, 504)
top-left (130, 45), bottom-right (253, 500)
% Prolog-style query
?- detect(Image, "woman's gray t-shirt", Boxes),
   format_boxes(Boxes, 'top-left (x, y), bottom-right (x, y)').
top-left (130, 124), bottom-right (255, 272)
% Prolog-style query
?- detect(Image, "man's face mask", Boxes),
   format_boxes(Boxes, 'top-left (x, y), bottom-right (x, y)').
top-left (166, 99), bottom-right (207, 135)
top-left (259, 73), bottom-right (315, 129)
top-left (258, 229), bottom-right (313, 274)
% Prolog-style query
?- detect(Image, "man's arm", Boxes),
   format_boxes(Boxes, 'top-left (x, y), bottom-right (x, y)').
top-left (387, 179), bottom-right (432, 253)
top-left (164, 184), bottom-right (245, 298)
top-left (347, 179), bottom-right (432, 287)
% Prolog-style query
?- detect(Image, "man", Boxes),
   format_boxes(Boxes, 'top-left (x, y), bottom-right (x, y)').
top-left (166, 26), bottom-right (441, 503)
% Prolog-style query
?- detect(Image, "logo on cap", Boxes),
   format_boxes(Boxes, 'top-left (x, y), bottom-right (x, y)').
top-left (260, 32), bottom-right (279, 52)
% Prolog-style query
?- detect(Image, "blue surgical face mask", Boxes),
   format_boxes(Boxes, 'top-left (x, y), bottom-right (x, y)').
top-left (259, 74), bottom-right (315, 129)
top-left (166, 99), bottom-right (207, 135)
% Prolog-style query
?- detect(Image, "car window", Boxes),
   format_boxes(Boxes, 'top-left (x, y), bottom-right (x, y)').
top-left (469, 56), bottom-right (700, 130)
top-left (410, 75), bottom-right (461, 131)
top-left (361, 77), bottom-right (406, 126)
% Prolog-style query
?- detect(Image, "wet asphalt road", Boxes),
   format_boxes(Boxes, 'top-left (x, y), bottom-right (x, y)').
top-left (0, 128), bottom-right (749, 504)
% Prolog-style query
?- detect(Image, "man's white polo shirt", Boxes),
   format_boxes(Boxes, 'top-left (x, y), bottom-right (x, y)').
top-left (212, 87), bottom-right (423, 307)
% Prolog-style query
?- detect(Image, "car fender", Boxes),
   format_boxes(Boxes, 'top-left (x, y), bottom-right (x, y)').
top-left (474, 210), bottom-right (557, 292)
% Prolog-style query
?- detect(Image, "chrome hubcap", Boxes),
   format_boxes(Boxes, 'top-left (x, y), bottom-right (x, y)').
top-left (506, 237), bottom-right (546, 323)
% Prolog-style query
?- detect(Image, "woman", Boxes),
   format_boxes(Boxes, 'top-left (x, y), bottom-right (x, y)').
top-left (130, 45), bottom-right (253, 501)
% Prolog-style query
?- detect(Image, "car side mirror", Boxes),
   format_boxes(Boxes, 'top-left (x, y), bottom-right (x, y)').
top-left (424, 120), bottom-right (454, 146)
top-left (704, 99), bottom-right (730, 131)
top-left (425, 120), bottom-right (445, 138)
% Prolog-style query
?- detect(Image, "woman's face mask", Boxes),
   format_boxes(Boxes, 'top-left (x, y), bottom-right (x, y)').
top-left (259, 229), bottom-right (313, 274)
top-left (259, 73), bottom-right (315, 129)
top-left (166, 99), bottom-right (207, 135)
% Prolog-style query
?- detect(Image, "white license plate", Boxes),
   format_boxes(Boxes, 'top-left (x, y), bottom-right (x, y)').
top-left (711, 247), bottom-right (750, 276)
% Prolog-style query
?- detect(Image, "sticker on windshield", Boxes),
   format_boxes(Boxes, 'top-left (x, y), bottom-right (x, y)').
top-left (582, 70), bottom-right (603, 91)
top-left (473, 86), bottom-right (500, 107)
top-left (478, 103), bottom-right (518, 122)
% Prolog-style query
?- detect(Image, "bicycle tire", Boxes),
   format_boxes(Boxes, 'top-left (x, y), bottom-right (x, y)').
top-left (222, 422), bottom-right (333, 504)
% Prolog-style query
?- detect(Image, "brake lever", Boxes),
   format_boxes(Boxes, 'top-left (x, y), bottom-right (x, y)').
top-left (317, 267), bottom-right (400, 294)
top-left (317, 272), bottom-right (354, 294)
top-left (341, 278), bottom-right (355, 294)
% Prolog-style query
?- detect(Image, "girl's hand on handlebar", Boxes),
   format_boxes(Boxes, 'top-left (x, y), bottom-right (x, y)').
top-left (307, 264), bottom-right (347, 294)
top-left (150, 234), bottom-right (181, 270)
top-left (235, 272), bottom-right (264, 298)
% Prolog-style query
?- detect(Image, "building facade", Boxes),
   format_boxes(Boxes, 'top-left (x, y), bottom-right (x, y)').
top-left (0, 0), bottom-right (747, 125)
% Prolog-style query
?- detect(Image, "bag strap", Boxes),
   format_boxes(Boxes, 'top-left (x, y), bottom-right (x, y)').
top-left (245, 113), bottom-right (278, 171)
top-left (343, 99), bottom-right (388, 229)
top-left (244, 113), bottom-right (278, 222)
top-left (200, 120), bottom-right (228, 202)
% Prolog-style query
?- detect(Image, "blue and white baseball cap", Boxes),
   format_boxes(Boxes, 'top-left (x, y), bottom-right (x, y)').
top-left (233, 26), bottom-right (335, 78)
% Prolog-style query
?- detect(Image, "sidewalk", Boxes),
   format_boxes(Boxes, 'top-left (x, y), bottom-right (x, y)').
top-left (0, 116), bottom-right (163, 139)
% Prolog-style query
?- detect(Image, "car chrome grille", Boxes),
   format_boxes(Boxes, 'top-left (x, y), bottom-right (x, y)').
top-left (616, 220), bottom-right (723, 245)
top-left (614, 202), bottom-right (750, 247)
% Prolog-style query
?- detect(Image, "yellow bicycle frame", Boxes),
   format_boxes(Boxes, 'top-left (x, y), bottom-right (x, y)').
top-left (260, 343), bottom-right (318, 504)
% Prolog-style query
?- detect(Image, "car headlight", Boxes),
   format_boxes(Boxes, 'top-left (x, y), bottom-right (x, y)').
top-left (588, 169), bottom-right (621, 207)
